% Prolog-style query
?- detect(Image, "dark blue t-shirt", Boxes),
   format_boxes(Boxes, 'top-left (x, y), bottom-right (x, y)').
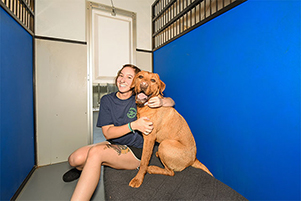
top-left (96, 92), bottom-right (143, 148)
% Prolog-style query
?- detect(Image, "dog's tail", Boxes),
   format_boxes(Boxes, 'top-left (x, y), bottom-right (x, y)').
top-left (192, 159), bottom-right (213, 177)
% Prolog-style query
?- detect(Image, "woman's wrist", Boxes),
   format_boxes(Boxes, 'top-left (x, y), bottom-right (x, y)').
top-left (162, 97), bottom-right (175, 107)
top-left (129, 121), bottom-right (136, 133)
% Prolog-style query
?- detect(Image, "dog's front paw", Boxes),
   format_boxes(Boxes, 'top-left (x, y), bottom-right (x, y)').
top-left (129, 177), bottom-right (143, 188)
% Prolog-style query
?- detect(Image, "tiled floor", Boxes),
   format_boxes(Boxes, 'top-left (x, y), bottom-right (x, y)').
top-left (17, 111), bottom-right (106, 200)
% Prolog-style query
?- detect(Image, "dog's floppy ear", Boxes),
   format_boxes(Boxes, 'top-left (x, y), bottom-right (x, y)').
top-left (130, 72), bottom-right (140, 91)
top-left (155, 73), bottom-right (166, 96)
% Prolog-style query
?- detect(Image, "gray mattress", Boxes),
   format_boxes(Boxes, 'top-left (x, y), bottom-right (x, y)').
top-left (103, 145), bottom-right (247, 200)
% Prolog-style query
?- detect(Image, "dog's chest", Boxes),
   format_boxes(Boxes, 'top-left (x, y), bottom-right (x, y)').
top-left (138, 107), bottom-right (175, 141)
top-left (137, 107), bottom-right (168, 120)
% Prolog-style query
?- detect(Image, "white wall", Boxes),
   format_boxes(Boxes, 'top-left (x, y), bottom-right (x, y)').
top-left (35, 0), bottom-right (154, 166)
top-left (35, 0), bottom-right (86, 42)
top-left (35, 39), bottom-right (88, 166)
top-left (36, 0), bottom-right (154, 50)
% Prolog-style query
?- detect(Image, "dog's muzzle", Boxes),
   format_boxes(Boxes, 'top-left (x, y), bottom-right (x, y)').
top-left (136, 92), bottom-right (149, 104)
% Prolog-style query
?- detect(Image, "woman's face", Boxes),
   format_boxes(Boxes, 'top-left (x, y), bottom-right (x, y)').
top-left (116, 67), bottom-right (136, 94)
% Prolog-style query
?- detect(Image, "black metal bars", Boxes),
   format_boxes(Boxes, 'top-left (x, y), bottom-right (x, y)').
top-left (152, 0), bottom-right (247, 50)
top-left (0, 0), bottom-right (34, 35)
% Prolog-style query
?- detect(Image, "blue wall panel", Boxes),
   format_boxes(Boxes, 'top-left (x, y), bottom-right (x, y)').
top-left (0, 7), bottom-right (34, 200)
top-left (154, 1), bottom-right (300, 200)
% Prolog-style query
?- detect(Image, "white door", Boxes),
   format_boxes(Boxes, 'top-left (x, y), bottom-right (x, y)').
top-left (87, 2), bottom-right (137, 142)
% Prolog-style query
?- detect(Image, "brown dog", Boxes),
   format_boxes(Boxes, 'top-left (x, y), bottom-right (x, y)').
top-left (129, 71), bottom-right (213, 188)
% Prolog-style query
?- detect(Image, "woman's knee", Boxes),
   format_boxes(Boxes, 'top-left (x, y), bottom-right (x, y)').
top-left (68, 151), bottom-right (87, 167)
top-left (68, 144), bottom-right (98, 167)
top-left (86, 145), bottom-right (105, 162)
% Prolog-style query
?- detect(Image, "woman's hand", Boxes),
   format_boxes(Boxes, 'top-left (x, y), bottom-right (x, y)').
top-left (131, 117), bottom-right (153, 135)
top-left (145, 97), bottom-right (175, 108)
top-left (145, 96), bottom-right (163, 108)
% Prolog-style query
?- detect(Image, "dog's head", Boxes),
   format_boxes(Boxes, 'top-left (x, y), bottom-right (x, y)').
top-left (131, 71), bottom-right (166, 106)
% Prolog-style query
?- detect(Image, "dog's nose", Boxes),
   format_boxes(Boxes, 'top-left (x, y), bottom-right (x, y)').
top-left (140, 82), bottom-right (148, 90)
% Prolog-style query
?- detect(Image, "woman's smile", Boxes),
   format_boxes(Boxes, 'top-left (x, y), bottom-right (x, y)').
top-left (116, 67), bottom-right (135, 98)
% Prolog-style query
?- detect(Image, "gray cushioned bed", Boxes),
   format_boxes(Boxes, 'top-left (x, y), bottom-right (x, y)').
top-left (103, 145), bottom-right (247, 200)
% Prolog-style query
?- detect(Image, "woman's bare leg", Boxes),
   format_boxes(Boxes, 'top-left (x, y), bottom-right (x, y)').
top-left (68, 141), bottom-right (109, 170)
top-left (71, 144), bottom-right (140, 201)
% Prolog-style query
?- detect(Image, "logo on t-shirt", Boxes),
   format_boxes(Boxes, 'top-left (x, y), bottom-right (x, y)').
top-left (127, 107), bottom-right (137, 119)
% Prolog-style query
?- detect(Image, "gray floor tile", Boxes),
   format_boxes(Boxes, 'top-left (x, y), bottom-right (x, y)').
top-left (16, 111), bottom-right (106, 200)
top-left (16, 162), bottom-right (105, 201)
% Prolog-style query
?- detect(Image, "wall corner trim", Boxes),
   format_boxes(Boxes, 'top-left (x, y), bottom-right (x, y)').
top-left (35, 35), bottom-right (87, 45)
top-left (10, 166), bottom-right (37, 200)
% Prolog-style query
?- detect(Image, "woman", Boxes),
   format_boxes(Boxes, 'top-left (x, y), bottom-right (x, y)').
top-left (63, 64), bottom-right (175, 200)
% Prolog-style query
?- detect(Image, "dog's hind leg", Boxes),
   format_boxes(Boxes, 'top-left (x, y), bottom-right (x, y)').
top-left (192, 159), bottom-right (213, 176)
top-left (147, 160), bottom-right (175, 176)
top-left (147, 139), bottom-right (187, 176)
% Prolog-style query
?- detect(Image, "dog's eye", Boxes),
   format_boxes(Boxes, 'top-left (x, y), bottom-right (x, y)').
top-left (138, 75), bottom-right (143, 79)
top-left (151, 79), bottom-right (156, 83)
